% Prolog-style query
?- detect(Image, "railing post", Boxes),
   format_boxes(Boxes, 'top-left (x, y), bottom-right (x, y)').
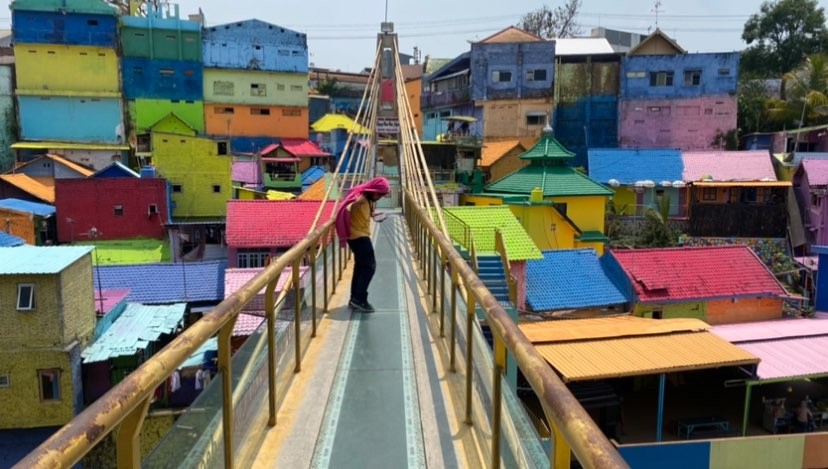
top-left (331, 235), bottom-right (338, 294)
top-left (551, 422), bottom-right (572, 469)
top-left (491, 332), bottom-right (507, 469)
top-left (431, 243), bottom-right (438, 312)
top-left (265, 279), bottom-right (277, 426)
top-left (450, 267), bottom-right (458, 372)
top-left (439, 251), bottom-right (447, 336)
top-left (465, 286), bottom-right (475, 425)
top-left (293, 257), bottom-right (302, 373)
top-left (115, 396), bottom-right (151, 469)
top-left (310, 245), bottom-right (318, 338)
top-left (323, 235), bottom-right (329, 313)
top-left (219, 316), bottom-right (238, 469)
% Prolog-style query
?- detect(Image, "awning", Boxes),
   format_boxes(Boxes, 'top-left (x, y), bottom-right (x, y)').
top-left (521, 317), bottom-right (758, 382)
top-left (444, 115), bottom-right (477, 123)
top-left (690, 181), bottom-right (791, 187)
top-left (262, 157), bottom-right (301, 163)
top-left (12, 141), bottom-right (131, 151)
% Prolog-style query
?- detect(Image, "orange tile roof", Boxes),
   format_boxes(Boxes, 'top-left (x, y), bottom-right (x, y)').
top-left (0, 174), bottom-right (55, 203)
top-left (298, 178), bottom-right (327, 201)
top-left (480, 140), bottom-right (524, 168)
top-left (46, 154), bottom-right (95, 177)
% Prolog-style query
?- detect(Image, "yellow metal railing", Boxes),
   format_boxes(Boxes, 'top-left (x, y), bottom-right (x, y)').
top-left (14, 221), bottom-right (346, 469)
top-left (404, 192), bottom-right (628, 469)
top-left (494, 229), bottom-right (519, 306)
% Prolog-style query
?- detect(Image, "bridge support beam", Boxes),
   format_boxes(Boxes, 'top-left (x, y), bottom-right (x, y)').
top-left (219, 315), bottom-right (238, 469)
top-left (115, 396), bottom-right (150, 469)
top-left (265, 276), bottom-right (278, 427)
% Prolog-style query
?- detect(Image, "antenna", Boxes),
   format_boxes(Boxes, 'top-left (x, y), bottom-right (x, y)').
top-left (651, 1), bottom-right (664, 28)
top-left (384, 0), bottom-right (389, 22)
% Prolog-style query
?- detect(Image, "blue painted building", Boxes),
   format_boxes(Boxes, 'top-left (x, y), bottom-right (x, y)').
top-left (620, 52), bottom-right (739, 100)
top-left (17, 96), bottom-right (124, 143)
top-left (11, 5), bottom-right (117, 47)
top-left (121, 58), bottom-right (204, 101)
top-left (202, 19), bottom-right (308, 73)
top-left (420, 52), bottom-right (476, 141)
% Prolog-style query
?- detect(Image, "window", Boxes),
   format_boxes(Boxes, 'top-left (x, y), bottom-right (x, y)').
top-left (652, 310), bottom-right (663, 320)
top-left (217, 141), bottom-right (229, 155)
top-left (250, 83), bottom-right (266, 96)
top-left (291, 50), bottom-right (302, 56)
top-left (526, 69), bottom-right (547, 81)
top-left (237, 250), bottom-right (270, 268)
top-left (282, 108), bottom-right (302, 117)
top-left (113, 204), bottom-right (124, 216)
top-left (148, 204), bottom-right (159, 215)
top-left (702, 187), bottom-right (717, 201)
top-left (718, 68), bottom-right (731, 76)
top-left (17, 284), bottom-right (35, 310)
top-left (626, 71), bottom-right (646, 78)
top-left (212, 185), bottom-right (221, 193)
top-left (38, 369), bottom-right (60, 401)
top-left (250, 108), bottom-right (271, 116)
top-left (526, 114), bottom-right (545, 126)
top-left (213, 81), bottom-right (235, 96)
top-left (254, 45), bottom-right (262, 50)
top-left (492, 70), bottom-right (512, 83)
top-left (159, 69), bottom-right (175, 76)
top-left (215, 107), bottom-right (234, 114)
top-left (648, 106), bottom-right (661, 113)
top-left (684, 70), bottom-right (701, 86)
top-left (276, 84), bottom-right (285, 91)
top-left (649, 71), bottom-right (674, 87)
top-left (172, 184), bottom-right (183, 193)
top-left (87, 19), bottom-right (98, 26)
top-left (132, 66), bottom-right (143, 75)
top-left (0, 374), bottom-right (9, 388)
top-left (704, 108), bottom-right (713, 115)
top-left (278, 49), bottom-right (290, 56)
top-left (290, 84), bottom-right (303, 92)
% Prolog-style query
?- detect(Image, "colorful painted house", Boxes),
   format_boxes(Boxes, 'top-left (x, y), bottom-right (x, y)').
top-left (120, 3), bottom-right (205, 135)
top-left (225, 200), bottom-right (335, 268)
top-left (11, 0), bottom-right (124, 145)
top-left (9, 153), bottom-right (95, 179)
top-left (619, 29), bottom-right (739, 150)
top-left (0, 198), bottom-right (56, 245)
top-left (81, 303), bottom-right (186, 404)
top-left (232, 159), bottom-right (263, 191)
top-left (202, 19), bottom-right (309, 140)
top-left (553, 37), bottom-right (619, 169)
top-left (479, 140), bottom-right (526, 183)
top-left (683, 150), bottom-right (789, 237)
top-left (310, 113), bottom-right (370, 173)
top-left (588, 148), bottom-right (685, 217)
top-left (0, 173), bottom-right (55, 203)
top-left (420, 52), bottom-right (476, 141)
top-left (0, 246), bottom-right (95, 429)
top-left (794, 158), bottom-right (828, 248)
top-left (441, 205), bottom-right (542, 309)
top-left (147, 114), bottom-right (232, 218)
top-left (463, 129), bottom-right (613, 253)
top-left (525, 248), bottom-right (628, 315)
top-left (606, 245), bottom-right (789, 324)
top-left (54, 174), bottom-right (169, 243)
top-left (272, 139), bottom-right (331, 173)
top-left (10, 141), bottom-right (130, 171)
top-left (470, 27), bottom-right (555, 139)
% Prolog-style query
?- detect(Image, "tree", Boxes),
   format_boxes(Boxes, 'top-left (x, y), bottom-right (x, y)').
top-left (766, 54), bottom-right (828, 129)
top-left (742, 0), bottom-right (828, 77)
top-left (638, 196), bottom-right (679, 248)
top-left (517, 0), bottom-right (582, 39)
top-left (315, 78), bottom-right (348, 98)
top-left (737, 76), bottom-right (777, 134)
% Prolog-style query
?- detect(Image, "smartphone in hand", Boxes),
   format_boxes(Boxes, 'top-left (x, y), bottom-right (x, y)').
top-left (372, 212), bottom-right (387, 223)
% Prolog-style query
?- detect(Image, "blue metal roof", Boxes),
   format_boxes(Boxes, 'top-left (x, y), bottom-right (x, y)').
top-left (301, 165), bottom-right (327, 185)
top-left (93, 261), bottom-right (227, 304)
top-left (0, 246), bottom-right (93, 274)
top-left (526, 249), bottom-right (628, 312)
top-left (0, 232), bottom-right (25, 247)
top-left (82, 303), bottom-right (187, 363)
top-left (92, 162), bottom-right (141, 178)
top-left (0, 198), bottom-right (55, 217)
top-left (180, 337), bottom-right (218, 368)
top-left (587, 148), bottom-right (683, 185)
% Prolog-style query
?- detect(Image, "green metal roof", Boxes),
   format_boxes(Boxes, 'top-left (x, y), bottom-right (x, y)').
top-left (443, 206), bottom-right (542, 261)
top-left (519, 133), bottom-right (574, 160)
top-left (485, 165), bottom-right (613, 197)
top-left (10, 0), bottom-right (117, 14)
top-left (577, 231), bottom-right (609, 242)
top-left (82, 303), bottom-right (187, 363)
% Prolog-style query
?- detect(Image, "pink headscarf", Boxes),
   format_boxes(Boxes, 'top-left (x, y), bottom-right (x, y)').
top-left (335, 177), bottom-right (391, 246)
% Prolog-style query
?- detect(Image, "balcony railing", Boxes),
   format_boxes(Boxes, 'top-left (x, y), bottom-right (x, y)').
top-left (688, 202), bottom-right (787, 237)
top-left (421, 86), bottom-right (471, 108)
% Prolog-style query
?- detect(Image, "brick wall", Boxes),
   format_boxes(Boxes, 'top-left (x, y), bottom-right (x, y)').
top-left (0, 349), bottom-right (76, 428)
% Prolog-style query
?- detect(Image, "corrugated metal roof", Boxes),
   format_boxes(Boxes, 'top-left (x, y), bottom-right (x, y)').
top-left (0, 174), bottom-right (55, 203)
top-left (44, 154), bottom-right (95, 177)
top-left (588, 148), bottom-right (683, 185)
top-left (519, 133), bottom-right (574, 160)
top-left (554, 37), bottom-right (615, 56)
top-left (82, 303), bottom-right (187, 363)
top-left (0, 246), bottom-right (93, 274)
top-left (485, 165), bottom-right (613, 197)
top-left (737, 337), bottom-right (828, 380)
top-left (0, 198), bottom-right (55, 217)
top-left (311, 114), bottom-right (370, 134)
top-left (520, 316), bottom-right (709, 343)
top-left (10, 142), bottom-right (131, 150)
top-left (298, 175), bottom-right (340, 201)
top-left (526, 249), bottom-right (628, 312)
top-left (0, 232), bottom-right (25, 247)
top-left (95, 288), bottom-right (131, 315)
top-left (801, 158), bottom-right (828, 186)
top-left (180, 337), bottom-right (218, 369)
top-left (301, 166), bottom-right (327, 185)
top-left (94, 261), bottom-right (227, 304)
top-left (534, 331), bottom-right (759, 382)
top-left (442, 206), bottom-right (542, 261)
top-left (711, 317), bottom-right (828, 343)
top-left (224, 267), bottom-right (308, 311)
top-left (682, 150), bottom-right (776, 182)
top-left (279, 139), bottom-right (330, 157)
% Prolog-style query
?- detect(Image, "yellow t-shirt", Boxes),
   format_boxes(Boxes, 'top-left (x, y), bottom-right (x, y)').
top-left (348, 198), bottom-right (372, 239)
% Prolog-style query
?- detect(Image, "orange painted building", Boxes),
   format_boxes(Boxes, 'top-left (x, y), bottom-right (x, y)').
top-left (204, 104), bottom-right (309, 139)
top-left (0, 208), bottom-right (37, 245)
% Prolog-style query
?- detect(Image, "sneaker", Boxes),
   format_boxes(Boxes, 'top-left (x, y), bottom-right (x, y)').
top-left (348, 299), bottom-right (375, 313)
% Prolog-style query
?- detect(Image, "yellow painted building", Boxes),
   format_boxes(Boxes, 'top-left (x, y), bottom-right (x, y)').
top-left (478, 98), bottom-right (551, 139)
top-left (15, 44), bottom-right (120, 96)
top-left (0, 246), bottom-right (95, 429)
top-left (462, 130), bottom-right (612, 254)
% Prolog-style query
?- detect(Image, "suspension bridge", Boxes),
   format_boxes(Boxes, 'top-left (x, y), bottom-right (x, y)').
top-left (14, 24), bottom-right (628, 469)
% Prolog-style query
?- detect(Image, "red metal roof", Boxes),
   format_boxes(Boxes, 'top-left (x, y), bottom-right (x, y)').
top-left (226, 200), bottom-right (336, 248)
top-left (611, 245), bottom-right (789, 303)
top-left (260, 144), bottom-right (280, 156)
top-left (278, 139), bottom-right (331, 158)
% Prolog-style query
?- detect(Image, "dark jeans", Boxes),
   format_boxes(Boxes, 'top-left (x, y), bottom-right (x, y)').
top-left (347, 237), bottom-right (376, 303)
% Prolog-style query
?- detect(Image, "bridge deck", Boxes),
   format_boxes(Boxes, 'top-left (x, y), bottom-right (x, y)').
top-left (252, 214), bottom-right (477, 468)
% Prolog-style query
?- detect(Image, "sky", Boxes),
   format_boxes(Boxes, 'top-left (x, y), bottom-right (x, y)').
top-left (2, 0), bottom-right (828, 71)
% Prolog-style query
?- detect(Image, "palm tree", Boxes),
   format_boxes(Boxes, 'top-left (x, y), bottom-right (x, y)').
top-left (638, 195), bottom-right (678, 247)
top-left (767, 54), bottom-right (828, 128)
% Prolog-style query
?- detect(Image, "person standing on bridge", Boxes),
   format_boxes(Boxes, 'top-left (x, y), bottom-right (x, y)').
top-left (335, 177), bottom-right (391, 313)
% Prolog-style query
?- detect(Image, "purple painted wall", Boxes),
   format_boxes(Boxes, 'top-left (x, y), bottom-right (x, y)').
top-left (794, 165), bottom-right (828, 246)
top-left (618, 96), bottom-right (736, 150)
